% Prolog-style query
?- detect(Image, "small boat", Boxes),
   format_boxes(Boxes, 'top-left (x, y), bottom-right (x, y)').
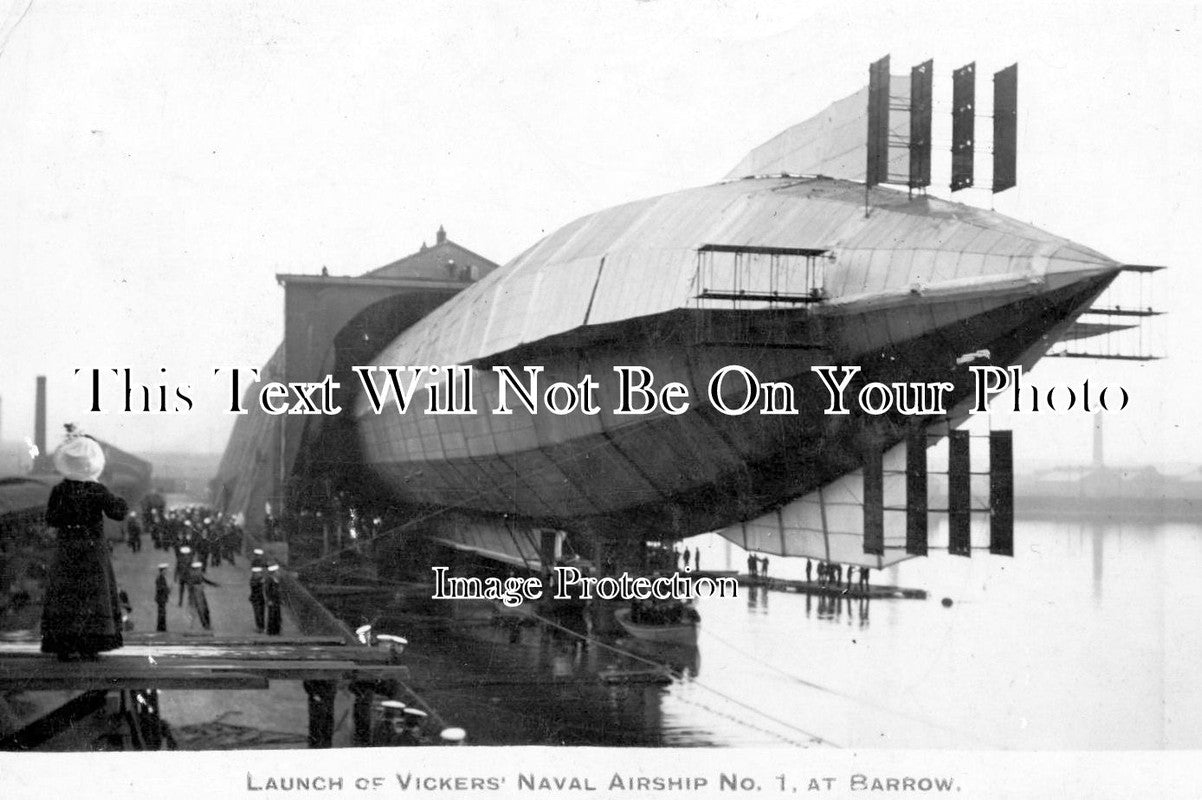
top-left (613, 607), bottom-right (698, 646)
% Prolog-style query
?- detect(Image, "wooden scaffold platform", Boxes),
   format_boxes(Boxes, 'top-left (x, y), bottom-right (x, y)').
top-left (0, 632), bottom-right (410, 750)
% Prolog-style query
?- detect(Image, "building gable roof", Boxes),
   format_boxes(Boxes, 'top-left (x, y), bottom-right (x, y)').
top-left (367, 229), bottom-right (500, 282)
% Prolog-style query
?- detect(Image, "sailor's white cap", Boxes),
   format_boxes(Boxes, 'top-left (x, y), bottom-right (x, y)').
top-left (267, 564), bottom-right (280, 572)
top-left (251, 566), bottom-right (263, 573)
top-left (380, 699), bottom-right (406, 712)
top-left (402, 707), bottom-right (428, 720)
top-left (439, 727), bottom-right (466, 743)
top-left (376, 634), bottom-right (407, 646)
top-left (253, 548), bottom-right (264, 555)
top-left (157, 563), bottom-right (169, 569)
top-left (179, 546), bottom-right (192, 554)
top-left (191, 561), bottom-right (203, 568)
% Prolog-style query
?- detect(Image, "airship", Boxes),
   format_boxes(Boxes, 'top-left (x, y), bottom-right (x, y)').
top-left (216, 57), bottom-right (1158, 575)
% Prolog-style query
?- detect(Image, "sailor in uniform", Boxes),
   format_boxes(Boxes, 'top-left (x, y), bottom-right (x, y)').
top-left (370, 633), bottom-right (408, 701)
top-left (371, 699), bottom-right (407, 746)
top-left (375, 633), bottom-right (407, 662)
top-left (195, 532), bottom-right (210, 573)
top-left (154, 564), bottom-right (170, 632)
top-left (126, 512), bottom-right (143, 553)
top-left (249, 566), bottom-right (266, 633)
top-left (184, 560), bottom-right (219, 630)
top-left (175, 545), bottom-right (192, 606)
top-left (395, 707), bottom-right (429, 746)
top-left (264, 564), bottom-right (282, 635)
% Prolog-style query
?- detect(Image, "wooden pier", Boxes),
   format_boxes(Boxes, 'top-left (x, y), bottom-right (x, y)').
top-left (0, 633), bottom-right (408, 750)
top-left (727, 573), bottom-right (927, 600)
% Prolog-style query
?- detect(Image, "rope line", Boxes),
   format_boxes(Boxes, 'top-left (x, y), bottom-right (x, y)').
top-left (529, 611), bottom-right (838, 748)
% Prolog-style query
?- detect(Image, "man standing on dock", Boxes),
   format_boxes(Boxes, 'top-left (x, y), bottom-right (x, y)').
top-left (175, 546), bottom-right (192, 606)
top-left (249, 566), bottom-right (266, 633)
top-left (154, 564), bottom-right (170, 632)
top-left (265, 564), bottom-right (282, 635)
top-left (184, 560), bottom-right (219, 630)
top-left (195, 532), bottom-right (210, 573)
top-left (126, 512), bottom-right (143, 553)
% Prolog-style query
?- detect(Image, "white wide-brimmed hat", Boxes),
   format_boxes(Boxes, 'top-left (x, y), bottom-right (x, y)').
top-left (53, 435), bottom-right (106, 482)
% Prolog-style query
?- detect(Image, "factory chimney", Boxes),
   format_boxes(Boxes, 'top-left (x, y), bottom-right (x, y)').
top-left (35, 376), bottom-right (46, 457)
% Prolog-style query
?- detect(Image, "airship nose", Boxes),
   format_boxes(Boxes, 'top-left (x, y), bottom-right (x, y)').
top-left (1031, 240), bottom-right (1123, 292)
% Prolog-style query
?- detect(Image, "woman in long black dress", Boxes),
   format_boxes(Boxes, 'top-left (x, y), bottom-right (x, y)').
top-left (40, 432), bottom-right (128, 660)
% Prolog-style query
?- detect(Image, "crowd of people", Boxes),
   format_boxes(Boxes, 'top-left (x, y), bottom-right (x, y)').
top-left (746, 553), bottom-right (770, 578)
top-left (135, 504), bottom-right (284, 636)
top-left (805, 558), bottom-right (872, 591)
top-left (743, 553), bottom-right (873, 593)
top-left (132, 500), bottom-right (244, 567)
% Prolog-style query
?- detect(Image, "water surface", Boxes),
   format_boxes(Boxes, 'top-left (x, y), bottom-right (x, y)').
top-left (334, 517), bottom-right (1202, 748)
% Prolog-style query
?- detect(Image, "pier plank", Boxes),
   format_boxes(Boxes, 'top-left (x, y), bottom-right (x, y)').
top-left (0, 669), bottom-right (269, 692)
top-left (0, 641), bottom-right (396, 662)
top-left (0, 641), bottom-right (408, 692)
top-left (735, 574), bottom-right (928, 600)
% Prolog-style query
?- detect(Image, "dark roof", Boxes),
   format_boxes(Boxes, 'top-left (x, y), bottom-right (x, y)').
top-left (0, 476), bottom-right (52, 518)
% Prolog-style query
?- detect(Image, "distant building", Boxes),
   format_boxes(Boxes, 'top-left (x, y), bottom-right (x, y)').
top-left (213, 225), bottom-right (502, 533)
top-left (368, 225), bottom-right (499, 283)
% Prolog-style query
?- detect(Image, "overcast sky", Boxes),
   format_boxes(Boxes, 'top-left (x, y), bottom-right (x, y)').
top-left (0, 1), bottom-right (1197, 467)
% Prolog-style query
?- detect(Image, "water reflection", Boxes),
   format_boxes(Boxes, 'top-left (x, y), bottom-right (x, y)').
top-left (325, 519), bottom-right (1201, 748)
top-left (795, 589), bottom-right (872, 628)
top-left (746, 585), bottom-right (768, 613)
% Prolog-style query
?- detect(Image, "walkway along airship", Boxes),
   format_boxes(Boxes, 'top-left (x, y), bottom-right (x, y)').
top-left (214, 57), bottom-right (1162, 577)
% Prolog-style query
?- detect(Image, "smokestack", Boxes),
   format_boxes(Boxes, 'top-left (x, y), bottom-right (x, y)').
top-left (35, 376), bottom-right (46, 457)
